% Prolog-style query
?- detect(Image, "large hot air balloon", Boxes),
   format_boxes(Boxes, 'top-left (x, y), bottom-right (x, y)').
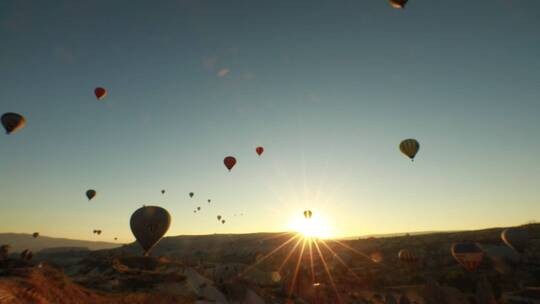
top-left (451, 243), bottom-right (484, 272)
top-left (1, 112), bottom-right (26, 134)
top-left (32, 232), bottom-right (39, 238)
top-left (94, 87), bottom-right (107, 100)
top-left (398, 249), bottom-right (421, 266)
top-left (189, 192), bottom-right (194, 198)
top-left (130, 206), bottom-right (171, 256)
top-left (501, 228), bottom-right (529, 253)
top-left (256, 146), bottom-right (264, 156)
top-left (86, 190), bottom-right (96, 201)
top-left (303, 210), bottom-right (313, 219)
top-left (224, 156), bottom-right (237, 171)
top-left (389, 0), bottom-right (408, 9)
top-left (399, 139), bottom-right (420, 161)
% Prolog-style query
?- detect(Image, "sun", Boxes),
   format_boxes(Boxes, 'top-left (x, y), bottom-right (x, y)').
top-left (288, 212), bottom-right (334, 239)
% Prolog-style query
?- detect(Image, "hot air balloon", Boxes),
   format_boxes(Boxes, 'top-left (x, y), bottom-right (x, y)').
top-left (224, 156), bottom-right (237, 171)
top-left (189, 192), bottom-right (194, 198)
top-left (208, 199), bottom-right (211, 203)
top-left (256, 146), bottom-right (264, 156)
top-left (370, 251), bottom-right (384, 263)
top-left (197, 206), bottom-right (201, 211)
top-left (398, 249), bottom-right (421, 266)
top-left (130, 206), bottom-right (171, 256)
top-left (1, 112), bottom-right (26, 134)
top-left (94, 87), bottom-right (107, 100)
top-left (86, 189), bottom-right (96, 201)
top-left (399, 139), bottom-right (420, 161)
top-left (114, 237), bottom-right (118, 241)
top-left (303, 210), bottom-right (313, 219)
top-left (501, 228), bottom-right (529, 253)
top-left (217, 215), bottom-right (222, 221)
top-left (389, 0), bottom-right (408, 9)
top-left (161, 190), bottom-right (165, 195)
top-left (451, 243), bottom-right (484, 272)
top-left (96, 230), bottom-right (102, 235)
top-left (32, 232), bottom-right (39, 238)
top-left (221, 219), bottom-right (226, 224)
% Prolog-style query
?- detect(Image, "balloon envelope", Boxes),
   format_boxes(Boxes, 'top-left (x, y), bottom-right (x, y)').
top-left (32, 232), bottom-right (39, 238)
top-left (1, 112), bottom-right (26, 134)
top-left (217, 215), bottom-right (222, 220)
top-left (94, 87), bottom-right (107, 100)
top-left (501, 228), bottom-right (529, 253)
top-left (130, 206), bottom-right (171, 256)
top-left (189, 192), bottom-right (194, 198)
top-left (303, 210), bottom-right (313, 219)
top-left (399, 139), bottom-right (420, 161)
top-left (256, 146), bottom-right (264, 156)
top-left (389, 0), bottom-right (408, 9)
top-left (451, 243), bottom-right (484, 272)
top-left (224, 156), bottom-right (237, 171)
top-left (86, 190), bottom-right (96, 200)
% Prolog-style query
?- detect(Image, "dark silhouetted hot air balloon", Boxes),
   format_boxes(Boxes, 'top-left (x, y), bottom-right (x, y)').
top-left (256, 146), bottom-right (264, 156)
top-left (208, 199), bottom-right (211, 203)
top-left (86, 190), bottom-right (96, 201)
top-left (217, 215), bottom-right (222, 221)
top-left (130, 206), bottom-right (171, 256)
top-left (303, 210), bottom-right (313, 219)
top-left (161, 189), bottom-right (165, 195)
top-left (398, 249), bottom-right (421, 266)
top-left (451, 242), bottom-right (484, 272)
top-left (221, 219), bottom-right (226, 224)
top-left (32, 232), bottom-right (39, 238)
top-left (399, 139), bottom-right (420, 161)
top-left (1, 112), bottom-right (26, 134)
top-left (96, 230), bottom-right (102, 235)
top-left (94, 87), bottom-right (107, 100)
top-left (224, 156), bottom-right (237, 171)
top-left (389, 0), bottom-right (408, 9)
top-left (114, 237), bottom-right (118, 241)
top-left (501, 228), bottom-right (529, 253)
top-left (197, 206), bottom-right (201, 211)
top-left (189, 192), bottom-right (194, 198)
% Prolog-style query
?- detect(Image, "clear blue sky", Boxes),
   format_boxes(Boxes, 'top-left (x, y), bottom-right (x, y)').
top-left (1, 0), bottom-right (539, 242)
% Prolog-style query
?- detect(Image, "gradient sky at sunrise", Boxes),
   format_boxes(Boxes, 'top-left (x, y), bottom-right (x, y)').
top-left (1, 0), bottom-right (539, 242)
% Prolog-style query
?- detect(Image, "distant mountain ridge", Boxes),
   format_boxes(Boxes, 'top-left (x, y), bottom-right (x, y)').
top-left (0, 233), bottom-right (119, 253)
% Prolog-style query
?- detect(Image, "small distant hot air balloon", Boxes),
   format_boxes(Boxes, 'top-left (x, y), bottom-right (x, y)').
top-left (217, 215), bottom-right (222, 221)
top-left (501, 228), bottom-right (529, 253)
top-left (96, 230), bottom-right (102, 235)
top-left (399, 139), bottom-right (420, 161)
top-left (208, 199), bottom-right (211, 203)
top-left (94, 87), bottom-right (107, 100)
top-left (398, 249), bottom-right (421, 266)
top-left (193, 210), bottom-right (196, 213)
top-left (130, 206), bottom-right (171, 256)
top-left (224, 156), bottom-right (237, 171)
top-left (93, 230), bottom-right (97, 234)
top-left (389, 0), bottom-right (408, 9)
top-left (256, 146), bottom-right (264, 156)
top-left (114, 237), bottom-right (118, 241)
top-left (303, 210), bottom-right (313, 219)
top-left (86, 189), bottom-right (96, 201)
top-left (370, 251), bottom-right (383, 263)
top-left (221, 219), bottom-right (226, 224)
top-left (197, 206), bottom-right (201, 211)
top-left (189, 192), bottom-right (194, 198)
top-left (161, 189), bottom-right (165, 195)
top-left (451, 243), bottom-right (484, 272)
top-left (32, 232), bottom-right (39, 238)
top-left (1, 112), bottom-right (26, 134)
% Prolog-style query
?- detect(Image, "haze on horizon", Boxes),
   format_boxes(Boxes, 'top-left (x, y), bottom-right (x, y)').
top-left (1, 0), bottom-right (539, 243)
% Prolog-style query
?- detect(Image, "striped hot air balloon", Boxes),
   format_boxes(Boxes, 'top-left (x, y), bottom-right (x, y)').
top-left (451, 243), bottom-right (484, 272)
top-left (399, 139), bottom-right (420, 161)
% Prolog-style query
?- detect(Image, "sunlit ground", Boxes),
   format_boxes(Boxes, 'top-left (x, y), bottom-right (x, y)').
top-left (288, 212), bottom-right (335, 239)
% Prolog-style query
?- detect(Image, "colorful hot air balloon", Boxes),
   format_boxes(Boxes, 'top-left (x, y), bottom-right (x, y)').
top-left (398, 249), bottom-right (421, 266)
top-left (451, 243), bottom-right (484, 272)
top-left (256, 146), bottom-right (264, 156)
top-left (399, 139), bottom-right (420, 161)
top-left (32, 232), bottom-right (39, 238)
top-left (1, 112), bottom-right (26, 134)
top-left (130, 206), bottom-right (171, 256)
top-left (389, 0), bottom-right (408, 9)
top-left (94, 87), bottom-right (107, 100)
top-left (303, 210), bottom-right (313, 219)
top-left (501, 228), bottom-right (529, 253)
top-left (217, 215), bottom-right (222, 221)
top-left (86, 189), bottom-right (96, 201)
top-left (224, 156), bottom-right (237, 171)
top-left (189, 192), bottom-right (194, 198)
